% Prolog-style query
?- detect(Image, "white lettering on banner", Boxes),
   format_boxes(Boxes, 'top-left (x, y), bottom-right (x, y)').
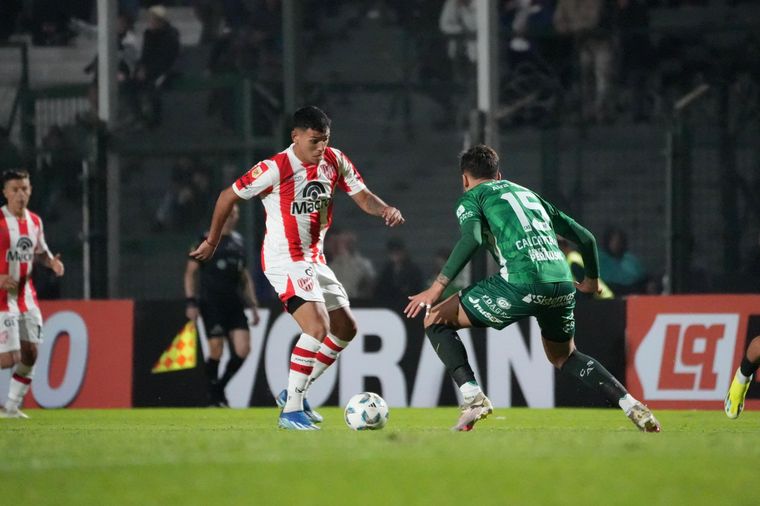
top-left (340, 309), bottom-right (407, 407)
top-left (410, 329), bottom-right (484, 407)
top-left (33, 311), bottom-right (89, 408)
top-left (635, 313), bottom-right (739, 401)
top-left (487, 318), bottom-right (554, 408)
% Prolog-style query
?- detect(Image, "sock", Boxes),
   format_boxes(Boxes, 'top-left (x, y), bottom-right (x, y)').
top-left (284, 333), bottom-right (321, 413)
top-left (426, 324), bottom-right (475, 387)
top-left (739, 356), bottom-right (758, 380)
top-left (560, 350), bottom-right (629, 408)
top-left (219, 354), bottom-right (244, 388)
top-left (205, 358), bottom-right (220, 383)
top-left (6, 362), bottom-right (34, 411)
top-left (618, 393), bottom-right (637, 414)
top-left (459, 380), bottom-right (482, 403)
top-left (305, 334), bottom-right (350, 392)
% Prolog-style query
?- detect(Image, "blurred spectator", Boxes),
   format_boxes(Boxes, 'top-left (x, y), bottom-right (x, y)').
top-left (554, 0), bottom-right (615, 123)
top-left (439, 0), bottom-right (478, 128)
top-left (0, 128), bottom-right (22, 172)
top-left (558, 236), bottom-right (614, 298)
top-left (598, 226), bottom-right (648, 295)
top-left (155, 157), bottom-right (213, 232)
top-left (36, 125), bottom-right (83, 221)
top-left (440, 0), bottom-right (477, 64)
top-left (328, 230), bottom-right (376, 300)
top-left (249, 0), bottom-right (283, 75)
top-left (135, 5), bottom-right (180, 127)
top-left (374, 238), bottom-right (423, 308)
top-left (193, 0), bottom-right (225, 44)
top-left (614, 0), bottom-right (651, 122)
top-left (30, 0), bottom-right (72, 46)
top-left (0, 0), bottom-right (22, 42)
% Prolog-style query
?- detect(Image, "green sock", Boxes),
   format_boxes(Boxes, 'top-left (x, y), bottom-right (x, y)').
top-left (560, 350), bottom-right (628, 406)
top-left (426, 324), bottom-right (475, 387)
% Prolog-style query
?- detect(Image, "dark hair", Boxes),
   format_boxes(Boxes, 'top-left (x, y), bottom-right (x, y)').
top-left (292, 106), bottom-right (331, 132)
top-left (2, 169), bottom-right (30, 187)
top-left (459, 144), bottom-right (499, 179)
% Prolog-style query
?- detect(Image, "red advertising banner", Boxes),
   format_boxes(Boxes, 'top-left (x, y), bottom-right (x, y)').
top-left (626, 295), bottom-right (760, 410)
top-left (23, 300), bottom-right (134, 409)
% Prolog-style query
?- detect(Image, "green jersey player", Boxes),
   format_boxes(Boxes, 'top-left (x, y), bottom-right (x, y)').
top-left (405, 144), bottom-right (660, 433)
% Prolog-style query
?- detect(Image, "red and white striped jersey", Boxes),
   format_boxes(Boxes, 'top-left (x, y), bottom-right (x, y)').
top-left (0, 206), bottom-right (51, 314)
top-left (232, 145), bottom-right (366, 267)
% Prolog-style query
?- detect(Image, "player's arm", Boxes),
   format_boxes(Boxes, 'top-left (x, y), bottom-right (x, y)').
top-left (240, 269), bottom-right (260, 326)
top-left (542, 198), bottom-right (601, 294)
top-left (35, 252), bottom-right (65, 277)
top-left (189, 187), bottom-right (240, 261)
top-left (404, 220), bottom-right (482, 318)
top-left (184, 259), bottom-right (200, 321)
top-left (350, 189), bottom-right (405, 227)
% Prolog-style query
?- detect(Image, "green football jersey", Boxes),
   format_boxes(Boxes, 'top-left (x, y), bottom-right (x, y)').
top-left (455, 179), bottom-right (573, 284)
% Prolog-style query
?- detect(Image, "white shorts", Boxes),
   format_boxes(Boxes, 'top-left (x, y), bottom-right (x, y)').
top-left (0, 312), bottom-right (20, 353)
top-left (20, 307), bottom-right (43, 344)
top-left (265, 261), bottom-right (349, 312)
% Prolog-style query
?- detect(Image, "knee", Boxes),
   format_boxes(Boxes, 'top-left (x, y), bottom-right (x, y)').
top-left (304, 318), bottom-right (330, 340)
top-left (547, 348), bottom-right (574, 370)
top-left (234, 341), bottom-right (250, 358)
top-left (332, 319), bottom-right (357, 342)
top-left (207, 339), bottom-right (224, 360)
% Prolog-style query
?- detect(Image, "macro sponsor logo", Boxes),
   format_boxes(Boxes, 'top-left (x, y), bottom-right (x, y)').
top-left (466, 296), bottom-right (503, 324)
top-left (6, 236), bottom-right (34, 262)
top-left (456, 205), bottom-right (475, 223)
top-left (291, 181), bottom-right (330, 215)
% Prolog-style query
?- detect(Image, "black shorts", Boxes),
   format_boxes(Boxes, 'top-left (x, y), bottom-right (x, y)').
top-left (199, 299), bottom-right (248, 338)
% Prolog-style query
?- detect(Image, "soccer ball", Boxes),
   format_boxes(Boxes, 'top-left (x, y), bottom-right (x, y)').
top-left (344, 392), bottom-right (389, 430)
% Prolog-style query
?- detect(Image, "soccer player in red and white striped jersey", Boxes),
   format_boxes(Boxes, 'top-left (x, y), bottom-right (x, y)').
top-left (190, 106), bottom-right (404, 430)
top-left (0, 169), bottom-right (64, 418)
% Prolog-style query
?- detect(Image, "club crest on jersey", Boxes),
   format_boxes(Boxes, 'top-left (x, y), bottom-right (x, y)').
top-left (319, 164), bottom-right (336, 181)
top-left (7, 236), bottom-right (34, 262)
top-left (297, 277), bottom-right (314, 292)
top-left (291, 181), bottom-right (330, 215)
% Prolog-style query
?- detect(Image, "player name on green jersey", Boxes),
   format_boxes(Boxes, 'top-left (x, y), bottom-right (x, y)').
top-left (455, 180), bottom-right (573, 284)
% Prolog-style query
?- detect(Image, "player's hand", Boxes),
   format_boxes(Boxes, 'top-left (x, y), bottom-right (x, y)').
top-left (382, 207), bottom-right (405, 227)
top-left (185, 305), bottom-right (199, 321)
top-left (575, 277), bottom-right (601, 295)
top-left (189, 240), bottom-right (217, 261)
top-left (404, 286), bottom-right (442, 319)
top-left (0, 275), bottom-right (18, 291)
top-left (250, 306), bottom-right (261, 326)
top-left (50, 254), bottom-right (65, 277)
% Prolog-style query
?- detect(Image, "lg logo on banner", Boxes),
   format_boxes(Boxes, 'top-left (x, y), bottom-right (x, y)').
top-left (634, 314), bottom-right (739, 400)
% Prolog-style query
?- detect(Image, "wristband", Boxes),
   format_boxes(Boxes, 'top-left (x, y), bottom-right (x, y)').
top-left (186, 297), bottom-right (199, 307)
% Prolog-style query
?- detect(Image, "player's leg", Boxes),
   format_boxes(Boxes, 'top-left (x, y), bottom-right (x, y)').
top-left (3, 312), bottom-right (36, 418)
top-left (426, 291), bottom-right (493, 431)
top-left (536, 284), bottom-right (659, 432)
top-left (725, 335), bottom-right (760, 419)
top-left (265, 261), bottom-right (326, 429)
top-left (199, 302), bottom-right (227, 406)
top-left (304, 264), bottom-right (356, 392)
top-left (217, 305), bottom-right (251, 401)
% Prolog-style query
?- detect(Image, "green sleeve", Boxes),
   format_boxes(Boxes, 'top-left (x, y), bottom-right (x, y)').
top-left (440, 220), bottom-right (483, 282)
top-left (539, 197), bottom-right (600, 278)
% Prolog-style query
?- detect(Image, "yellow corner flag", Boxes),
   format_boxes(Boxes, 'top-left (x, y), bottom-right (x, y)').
top-left (152, 320), bottom-right (198, 374)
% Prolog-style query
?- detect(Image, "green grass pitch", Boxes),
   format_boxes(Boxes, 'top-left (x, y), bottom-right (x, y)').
top-left (1, 407), bottom-right (758, 505)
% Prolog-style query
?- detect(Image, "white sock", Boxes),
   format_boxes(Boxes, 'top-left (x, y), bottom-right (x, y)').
top-left (305, 334), bottom-right (350, 392)
top-left (618, 393), bottom-right (636, 414)
top-left (459, 381), bottom-right (482, 403)
top-left (736, 368), bottom-right (752, 385)
top-left (6, 362), bottom-right (34, 411)
top-left (284, 333), bottom-right (321, 413)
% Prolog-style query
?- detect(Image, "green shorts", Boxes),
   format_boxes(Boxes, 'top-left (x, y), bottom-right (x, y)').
top-left (459, 276), bottom-right (576, 342)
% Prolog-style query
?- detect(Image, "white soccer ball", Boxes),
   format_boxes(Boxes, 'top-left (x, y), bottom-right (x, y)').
top-left (344, 392), bottom-right (389, 430)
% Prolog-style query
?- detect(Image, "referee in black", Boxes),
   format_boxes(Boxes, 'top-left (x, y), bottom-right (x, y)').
top-left (185, 204), bottom-right (260, 406)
